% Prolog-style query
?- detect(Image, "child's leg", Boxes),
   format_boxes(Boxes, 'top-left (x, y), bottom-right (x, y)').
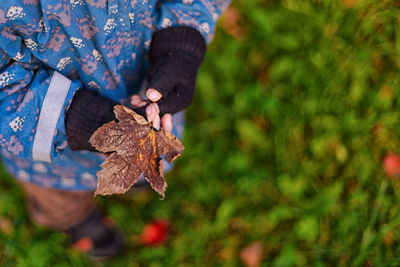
top-left (18, 180), bottom-right (123, 258)
top-left (18, 180), bottom-right (95, 229)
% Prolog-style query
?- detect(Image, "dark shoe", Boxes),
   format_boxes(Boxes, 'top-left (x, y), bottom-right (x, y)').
top-left (67, 209), bottom-right (123, 259)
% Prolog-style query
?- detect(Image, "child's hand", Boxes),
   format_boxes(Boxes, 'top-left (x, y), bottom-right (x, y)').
top-left (145, 26), bottom-right (206, 116)
top-left (130, 94), bottom-right (172, 132)
top-left (66, 89), bottom-right (118, 151)
top-left (131, 26), bottom-right (206, 132)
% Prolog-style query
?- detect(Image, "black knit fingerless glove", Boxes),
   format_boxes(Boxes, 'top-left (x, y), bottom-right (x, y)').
top-left (65, 89), bottom-right (118, 151)
top-left (147, 26), bottom-right (207, 115)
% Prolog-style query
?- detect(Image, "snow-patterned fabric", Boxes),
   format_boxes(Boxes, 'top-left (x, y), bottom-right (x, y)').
top-left (0, 0), bottom-right (230, 190)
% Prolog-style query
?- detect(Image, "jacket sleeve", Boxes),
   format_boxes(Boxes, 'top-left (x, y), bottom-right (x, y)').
top-left (0, 26), bottom-right (81, 163)
top-left (153, 0), bottom-right (231, 43)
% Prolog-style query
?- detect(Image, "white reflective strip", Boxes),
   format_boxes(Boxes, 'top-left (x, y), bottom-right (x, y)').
top-left (32, 71), bottom-right (71, 162)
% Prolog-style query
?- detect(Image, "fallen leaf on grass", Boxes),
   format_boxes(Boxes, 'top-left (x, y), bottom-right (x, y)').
top-left (89, 105), bottom-right (184, 197)
top-left (384, 231), bottom-right (394, 247)
top-left (0, 217), bottom-right (12, 235)
top-left (240, 241), bottom-right (263, 267)
top-left (383, 153), bottom-right (400, 178)
top-left (340, 0), bottom-right (358, 8)
top-left (221, 6), bottom-right (245, 40)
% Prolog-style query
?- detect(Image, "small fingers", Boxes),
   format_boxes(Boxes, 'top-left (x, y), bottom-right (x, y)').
top-left (146, 88), bottom-right (163, 102)
top-left (161, 113), bottom-right (172, 132)
top-left (130, 94), bottom-right (147, 108)
top-left (146, 103), bottom-right (160, 123)
top-left (153, 114), bottom-right (161, 131)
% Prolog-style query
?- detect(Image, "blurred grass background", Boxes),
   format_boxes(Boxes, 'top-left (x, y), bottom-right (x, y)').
top-left (1, 0), bottom-right (400, 266)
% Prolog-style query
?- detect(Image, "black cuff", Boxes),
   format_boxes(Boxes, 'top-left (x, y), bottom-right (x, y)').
top-left (65, 89), bottom-right (117, 151)
top-left (149, 26), bottom-right (207, 67)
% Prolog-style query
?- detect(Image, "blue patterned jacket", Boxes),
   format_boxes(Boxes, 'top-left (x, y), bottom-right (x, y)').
top-left (0, 0), bottom-right (230, 190)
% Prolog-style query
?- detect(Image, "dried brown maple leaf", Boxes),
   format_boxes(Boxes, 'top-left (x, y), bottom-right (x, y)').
top-left (89, 105), bottom-right (184, 198)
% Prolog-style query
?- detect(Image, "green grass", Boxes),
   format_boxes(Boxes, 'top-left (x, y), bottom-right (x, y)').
top-left (1, 0), bottom-right (400, 266)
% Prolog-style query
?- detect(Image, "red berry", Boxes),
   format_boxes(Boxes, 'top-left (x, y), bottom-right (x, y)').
top-left (383, 153), bottom-right (400, 178)
top-left (141, 219), bottom-right (169, 246)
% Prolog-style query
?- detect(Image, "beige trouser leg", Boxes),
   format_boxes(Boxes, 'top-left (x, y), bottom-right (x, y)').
top-left (18, 180), bottom-right (95, 230)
